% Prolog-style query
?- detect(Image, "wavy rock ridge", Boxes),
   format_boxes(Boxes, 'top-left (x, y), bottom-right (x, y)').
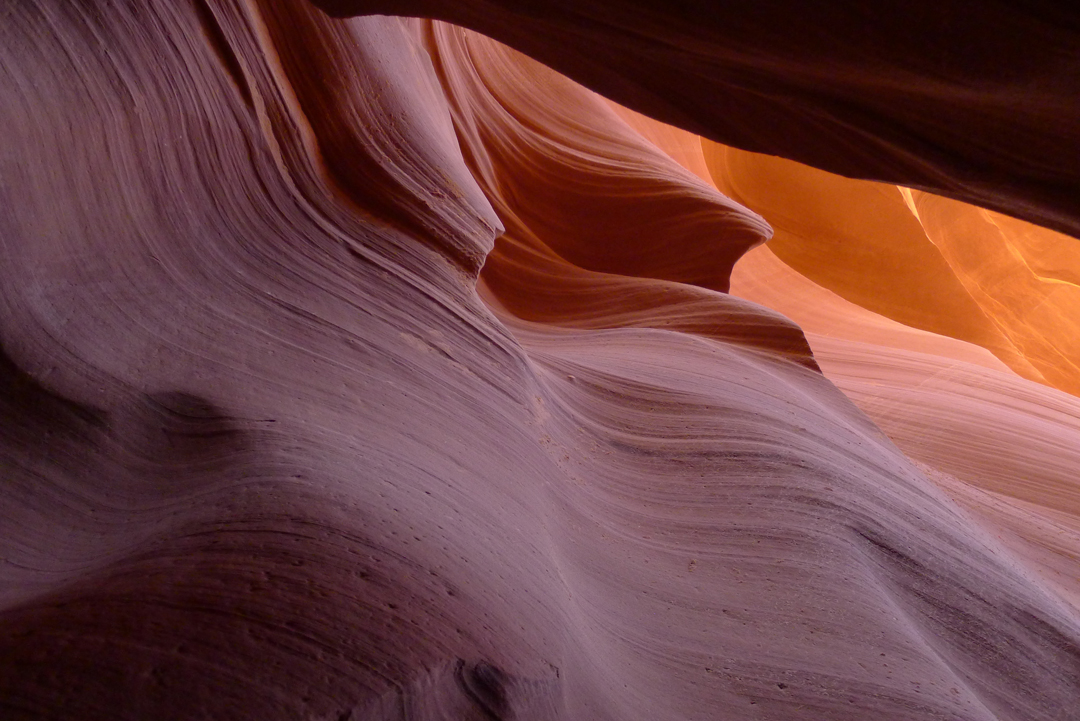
top-left (2, 3), bottom-right (1079, 720)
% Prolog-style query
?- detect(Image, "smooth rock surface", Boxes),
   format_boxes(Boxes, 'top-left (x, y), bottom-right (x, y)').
top-left (2, 3), bottom-right (1080, 720)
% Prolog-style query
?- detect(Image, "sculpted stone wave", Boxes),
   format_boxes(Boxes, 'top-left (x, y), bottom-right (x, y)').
top-left (317, 0), bottom-right (1080, 240)
top-left (2, 3), bottom-right (1079, 720)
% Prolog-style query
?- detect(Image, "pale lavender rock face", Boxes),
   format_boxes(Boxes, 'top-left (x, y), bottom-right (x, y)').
top-left (1, 2), bottom-right (1079, 720)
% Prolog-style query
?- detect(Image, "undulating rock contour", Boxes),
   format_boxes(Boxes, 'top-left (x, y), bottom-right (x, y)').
top-left (2, 2), bottom-right (1079, 719)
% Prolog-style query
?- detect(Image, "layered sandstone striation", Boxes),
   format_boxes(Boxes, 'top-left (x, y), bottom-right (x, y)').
top-left (317, 0), bottom-right (1080, 240)
top-left (2, 2), bottom-right (1079, 720)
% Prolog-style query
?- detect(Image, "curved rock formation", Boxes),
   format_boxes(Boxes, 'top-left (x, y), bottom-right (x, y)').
top-left (2, 2), bottom-right (1080, 720)
top-left (317, 0), bottom-right (1080, 240)
top-left (732, 245), bottom-right (1080, 609)
top-left (708, 144), bottom-right (1080, 396)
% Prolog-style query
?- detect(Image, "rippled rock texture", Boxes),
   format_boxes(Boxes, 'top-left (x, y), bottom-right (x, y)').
top-left (2, 2), bottom-right (1079, 720)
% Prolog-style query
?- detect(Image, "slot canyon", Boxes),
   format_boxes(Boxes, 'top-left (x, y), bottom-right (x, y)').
top-left (2, 1), bottom-right (1080, 718)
